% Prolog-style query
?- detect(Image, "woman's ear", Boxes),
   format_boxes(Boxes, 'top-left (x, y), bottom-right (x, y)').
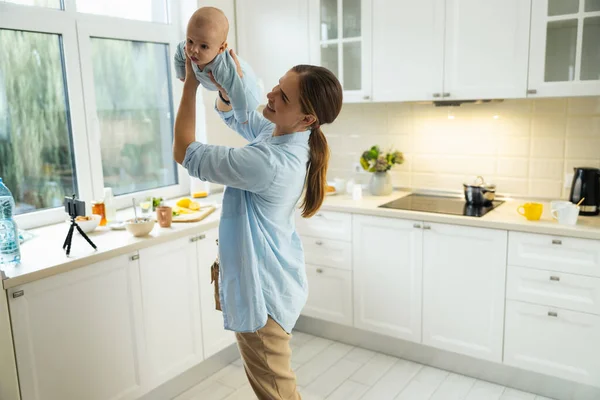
top-left (303, 114), bottom-right (317, 128)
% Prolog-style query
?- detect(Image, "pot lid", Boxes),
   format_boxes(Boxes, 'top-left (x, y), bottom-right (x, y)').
top-left (463, 176), bottom-right (496, 189)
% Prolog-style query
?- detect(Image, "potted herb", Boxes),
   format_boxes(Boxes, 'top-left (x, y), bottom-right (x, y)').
top-left (360, 146), bottom-right (404, 196)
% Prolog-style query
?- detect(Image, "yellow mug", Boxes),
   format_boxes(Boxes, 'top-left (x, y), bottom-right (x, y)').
top-left (518, 203), bottom-right (543, 221)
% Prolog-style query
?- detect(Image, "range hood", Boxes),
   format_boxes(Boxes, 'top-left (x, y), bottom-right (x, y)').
top-left (433, 99), bottom-right (504, 107)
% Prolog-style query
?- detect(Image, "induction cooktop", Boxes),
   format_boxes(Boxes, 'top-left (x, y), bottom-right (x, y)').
top-left (379, 194), bottom-right (504, 217)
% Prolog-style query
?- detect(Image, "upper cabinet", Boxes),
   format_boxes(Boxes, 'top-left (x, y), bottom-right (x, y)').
top-left (443, 0), bottom-right (531, 100)
top-left (236, 0), bottom-right (310, 102)
top-left (528, 0), bottom-right (600, 97)
top-left (372, 0), bottom-right (445, 102)
top-left (372, 0), bottom-right (531, 102)
top-left (309, 0), bottom-right (372, 102)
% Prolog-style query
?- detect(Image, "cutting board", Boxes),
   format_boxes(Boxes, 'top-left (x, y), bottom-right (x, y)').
top-left (156, 205), bottom-right (217, 223)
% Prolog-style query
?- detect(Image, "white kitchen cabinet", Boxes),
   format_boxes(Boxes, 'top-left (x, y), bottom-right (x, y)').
top-left (309, 0), bottom-right (372, 102)
top-left (236, 0), bottom-right (310, 102)
top-left (528, 0), bottom-right (600, 97)
top-left (422, 223), bottom-right (507, 363)
top-left (138, 237), bottom-right (204, 385)
top-left (303, 264), bottom-right (353, 325)
top-left (195, 228), bottom-right (236, 359)
top-left (371, 0), bottom-right (445, 102)
top-left (372, 0), bottom-right (531, 102)
top-left (504, 300), bottom-right (600, 387)
top-left (507, 265), bottom-right (600, 315)
top-left (301, 235), bottom-right (352, 270)
top-left (8, 254), bottom-right (148, 400)
top-left (296, 210), bottom-right (352, 242)
top-left (353, 215), bottom-right (422, 342)
top-left (443, 0), bottom-right (531, 99)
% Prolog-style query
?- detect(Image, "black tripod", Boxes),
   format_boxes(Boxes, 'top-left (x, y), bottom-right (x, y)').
top-left (63, 215), bottom-right (97, 256)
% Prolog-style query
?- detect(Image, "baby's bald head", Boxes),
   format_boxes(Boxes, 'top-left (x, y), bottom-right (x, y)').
top-left (188, 7), bottom-right (229, 43)
top-left (185, 7), bottom-right (230, 67)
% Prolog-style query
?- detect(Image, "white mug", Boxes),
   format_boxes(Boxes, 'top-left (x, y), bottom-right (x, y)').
top-left (551, 204), bottom-right (580, 226)
top-left (550, 200), bottom-right (573, 211)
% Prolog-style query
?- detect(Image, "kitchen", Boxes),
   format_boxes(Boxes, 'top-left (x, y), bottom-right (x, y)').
top-left (0, 0), bottom-right (600, 400)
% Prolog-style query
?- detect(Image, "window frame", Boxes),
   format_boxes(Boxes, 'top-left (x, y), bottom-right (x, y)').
top-left (0, 0), bottom-right (191, 229)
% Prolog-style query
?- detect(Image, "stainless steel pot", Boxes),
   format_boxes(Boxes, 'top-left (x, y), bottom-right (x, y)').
top-left (463, 176), bottom-right (496, 205)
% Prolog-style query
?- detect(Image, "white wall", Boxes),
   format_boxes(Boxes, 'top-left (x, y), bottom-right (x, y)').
top-left (326, 97), bottom-right (600, 199)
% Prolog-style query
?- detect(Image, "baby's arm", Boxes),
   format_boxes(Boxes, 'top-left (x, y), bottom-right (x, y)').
top-left (213, 52), bottom-right (249, 124)
top-left (173, 41), bottom-right (187, 81)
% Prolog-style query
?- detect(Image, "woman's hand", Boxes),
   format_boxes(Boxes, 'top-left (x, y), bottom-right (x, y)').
top-left (183, 47), bottom-right (199, 87)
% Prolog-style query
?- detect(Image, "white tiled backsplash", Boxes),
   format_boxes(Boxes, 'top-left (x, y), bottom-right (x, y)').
top-left (326, 97), bottom-right (600, 199)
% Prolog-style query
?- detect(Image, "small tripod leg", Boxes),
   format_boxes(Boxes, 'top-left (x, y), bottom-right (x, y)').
top-left (75, 224), bottom-right (97, 250)
top-left (65, 223), bottom-right (75, 256)
top-left (63, 224), bottom-right (75, 252)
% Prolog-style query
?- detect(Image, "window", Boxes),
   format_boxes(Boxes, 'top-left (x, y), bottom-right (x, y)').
top-left (90, 38), bottom-right (177, 196)
top-left (0, 1), bottom-right (186, 229)
top-left (0, 30), bottom-right (77, 215)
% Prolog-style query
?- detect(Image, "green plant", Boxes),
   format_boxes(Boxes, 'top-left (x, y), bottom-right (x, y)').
top-left (360, 146), bottom-right (404, 173)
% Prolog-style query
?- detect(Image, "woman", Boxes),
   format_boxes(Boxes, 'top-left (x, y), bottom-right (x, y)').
top-left (173, 49), bottom-right (342, 400)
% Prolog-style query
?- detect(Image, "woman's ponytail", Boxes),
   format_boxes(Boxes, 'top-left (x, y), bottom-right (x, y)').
top-left (301, 127), bottom-right (330, 218)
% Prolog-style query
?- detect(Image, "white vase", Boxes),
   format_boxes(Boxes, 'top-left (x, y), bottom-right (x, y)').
top-left (369, 172), bottom-right (393, 196)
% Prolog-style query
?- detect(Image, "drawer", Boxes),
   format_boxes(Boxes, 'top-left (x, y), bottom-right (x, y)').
top-left (301, 236), bottom-right (352, 271)
top-left (302, 265), bottom-right (353, 326)
top-left (507, 266), bottom-right (600, 315)
top-left (504, 300), bottom-right (600, 387)
top-left (508, 232), bottom-right (600, 277)
top-left (296, 211), bottom-right (352, 242)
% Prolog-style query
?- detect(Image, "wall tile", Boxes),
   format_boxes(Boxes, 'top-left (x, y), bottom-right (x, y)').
top-left (496, 137), bottom-right (531, 157)
top-left (497, 158), bottom-right (529, 178)
top-left (568, 97), bottom-right (600, 115)
top-left (493, 178), bottom-right (529, 196)
top-left (529, 180), bottom-right (563, 199)
top-left (531, 116), bottom-right (567, 137)
top-left (529, 159), bottom-right (565, 180)
top-left (533, 98), bottom-right (567, 115)
top-left (567, 116), bottom-right (600, 138)
top-left (530, 137), bottom-right (565, 158)
top-left (566, 138), bottom-right (600, 159)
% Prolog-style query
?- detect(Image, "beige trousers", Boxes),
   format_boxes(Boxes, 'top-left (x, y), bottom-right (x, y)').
top-left (235, 317), bottom-right (302, 400)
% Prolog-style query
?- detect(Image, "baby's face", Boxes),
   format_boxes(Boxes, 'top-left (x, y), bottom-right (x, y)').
top-left (185, 22), bottom-right (226, 67)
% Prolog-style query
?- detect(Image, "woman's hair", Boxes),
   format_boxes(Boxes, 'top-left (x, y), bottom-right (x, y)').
top-left (292, 65), bottom-right (343, 218)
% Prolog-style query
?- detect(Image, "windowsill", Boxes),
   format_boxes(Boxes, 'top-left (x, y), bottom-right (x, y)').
top-left (1, 194), bottom-right (224, 290)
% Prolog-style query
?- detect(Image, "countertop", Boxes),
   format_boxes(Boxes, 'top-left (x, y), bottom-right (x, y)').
top-left (1, 199), bottom-right (221, 290)
top-left (320, 190), bottom-right (600, 241)
top-left (3, 190), bottom-right (600, 290)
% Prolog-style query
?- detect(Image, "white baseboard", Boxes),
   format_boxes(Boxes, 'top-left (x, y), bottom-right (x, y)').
top-left (295, 316), bottom-right (600, 400)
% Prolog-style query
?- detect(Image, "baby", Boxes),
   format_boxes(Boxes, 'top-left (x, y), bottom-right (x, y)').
top-left (174, 7), bottom-right (261, 124)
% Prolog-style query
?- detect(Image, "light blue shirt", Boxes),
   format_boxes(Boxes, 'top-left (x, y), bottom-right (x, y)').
top-left (174, 41), bottom-right (261, 123)
top-left (183, 108), bottom-right (310, 333)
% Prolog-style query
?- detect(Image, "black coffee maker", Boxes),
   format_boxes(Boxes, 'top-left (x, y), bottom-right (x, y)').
top-left (569, 167), bottom-right (600, 216)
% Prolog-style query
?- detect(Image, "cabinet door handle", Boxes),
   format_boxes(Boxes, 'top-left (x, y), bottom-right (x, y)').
top-left (315, 240), bottom-right (323, 246)
top-left (423, 225), bottom-right (431, 230)
top-left (198, 234), bottom-right (206, 240)
top-left (527, 89), bottom-right (537, 94)
top-left (433, 93), bottom-right (441, 98)
top-left (130, 254), bottom-right (140, 261)
top-left (442, 92), bottom-right (450, 97)
top-left (413, 223), bottom-right (422, 229)
top-left (550, 276), bottom-right (560, 282)
top-left (552, 239), bottom-right (562, 245)
top-left (316, 268), bottom-right (324, 274)
top-left (315, 213), bottom-right (325, 218)
top-left (363, 95), bottom-right (371, 100)
top-left (12, 290), bottom-right (24, 299)
top-left (190, 237), bottom-right (197, 243)
top-left (548, 311), bottom-right (558, 317)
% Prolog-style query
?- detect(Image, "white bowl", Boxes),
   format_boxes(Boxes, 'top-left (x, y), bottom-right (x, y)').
top-left (68, 214), bottom-right (101, 233)
top-left (125, 218), bottom-right (155, 237)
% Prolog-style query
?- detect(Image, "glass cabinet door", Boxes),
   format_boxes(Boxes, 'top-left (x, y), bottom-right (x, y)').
top-left (529, 0), bottom-right (600, 97)
top-left (313, 0), bottom-right (371, 101)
